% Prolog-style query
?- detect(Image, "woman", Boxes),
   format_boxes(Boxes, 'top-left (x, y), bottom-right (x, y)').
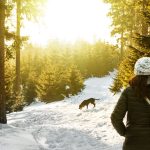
top-left (111, 57), bottom-right (150, 150)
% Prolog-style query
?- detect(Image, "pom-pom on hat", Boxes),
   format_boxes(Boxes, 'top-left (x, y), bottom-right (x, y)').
top-left (134, 57), bottom-right (150, 75)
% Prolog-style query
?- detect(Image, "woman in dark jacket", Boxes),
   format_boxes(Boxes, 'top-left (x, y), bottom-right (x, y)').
top-left (111, 57), bottom-right (150, 150)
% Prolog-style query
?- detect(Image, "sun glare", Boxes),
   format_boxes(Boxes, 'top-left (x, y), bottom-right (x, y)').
top-left (23, 0), bottom-right (116, 46)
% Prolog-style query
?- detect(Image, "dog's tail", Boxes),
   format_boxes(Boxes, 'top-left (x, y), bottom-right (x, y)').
top-left (95, 99), bottom-right (100, 100)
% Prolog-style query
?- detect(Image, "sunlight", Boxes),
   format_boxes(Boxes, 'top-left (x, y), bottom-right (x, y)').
top-left (24, 0), bottom-right (116, 46)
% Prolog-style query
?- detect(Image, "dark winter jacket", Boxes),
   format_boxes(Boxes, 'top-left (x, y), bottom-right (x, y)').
top-left (111, 86), bottom-right (150, 150)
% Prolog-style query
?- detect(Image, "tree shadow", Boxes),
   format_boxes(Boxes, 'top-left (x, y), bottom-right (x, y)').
top-left (33, 126), bottom-right (120, 150)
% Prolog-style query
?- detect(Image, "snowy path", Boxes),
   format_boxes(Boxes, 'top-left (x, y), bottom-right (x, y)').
top-left (1, 73), bottom-right (124, 150)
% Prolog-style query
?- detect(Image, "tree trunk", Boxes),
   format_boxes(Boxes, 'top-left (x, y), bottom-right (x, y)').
top-left (0, 0), bottom-right (7, 124)
top-left (15, 0), bottom-right (21, 96)
top-left (141, 0), bottom-right (148, 35)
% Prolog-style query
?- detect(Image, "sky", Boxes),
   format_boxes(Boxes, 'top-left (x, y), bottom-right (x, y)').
top-left (23, 0), bottom-right (117, 46)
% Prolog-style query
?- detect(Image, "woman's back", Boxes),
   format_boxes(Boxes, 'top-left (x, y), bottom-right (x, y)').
top-left (125, 86), bottom-right (150, 136)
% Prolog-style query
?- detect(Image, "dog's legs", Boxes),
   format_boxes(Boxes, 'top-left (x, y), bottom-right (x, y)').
top-left (94, 103), bottom-right (96, 107)
top-left (92, 102), bottom-right (96, 108)
top-left (87, 105), bottom-right (88, 109)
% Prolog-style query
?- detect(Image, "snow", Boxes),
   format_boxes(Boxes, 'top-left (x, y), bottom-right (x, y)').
top-left (0, 72), bottom-right (124, 150)
top-left (0, 124), bottom-right (39, 150)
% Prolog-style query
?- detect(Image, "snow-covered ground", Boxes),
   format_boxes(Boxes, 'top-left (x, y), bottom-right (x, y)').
top-left (0, 72), bottom-right (124, 150)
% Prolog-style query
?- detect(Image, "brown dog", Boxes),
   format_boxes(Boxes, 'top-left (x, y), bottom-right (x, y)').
top-left (79, 98), bottom-right (98, 109)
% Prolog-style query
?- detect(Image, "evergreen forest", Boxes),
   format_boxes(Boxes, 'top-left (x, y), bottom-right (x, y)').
top-left (0, 0), bottom-right (150, 124)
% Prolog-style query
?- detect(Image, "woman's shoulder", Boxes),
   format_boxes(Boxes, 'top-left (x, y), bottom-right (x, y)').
top-left (123, 86), bottom-right (133, 92)
top-left (122, 86), bottom-right (134, 96)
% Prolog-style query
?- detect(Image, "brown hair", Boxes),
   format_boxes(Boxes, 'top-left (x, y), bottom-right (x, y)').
top-left (129, 75), bottom-right (149, 98)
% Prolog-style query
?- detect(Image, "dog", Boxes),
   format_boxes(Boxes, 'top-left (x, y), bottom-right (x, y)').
top-left (79, 98), bottom-right (99, 109)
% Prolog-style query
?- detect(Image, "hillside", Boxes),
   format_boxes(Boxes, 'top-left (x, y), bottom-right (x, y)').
top-left (0, 72), bottom-right (124, 150)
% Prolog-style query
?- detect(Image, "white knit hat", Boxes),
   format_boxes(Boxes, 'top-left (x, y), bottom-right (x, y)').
top-left (134, 57), bottom-right (150, 75)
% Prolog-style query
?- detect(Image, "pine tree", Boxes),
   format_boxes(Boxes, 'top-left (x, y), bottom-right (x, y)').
top-left (103, 0), bottom-right (136, 59)
top-left (69, 65), bottom-right (84, 95)
top-left (110, 1), bottom-right (150, 92)
top-left (109, 71), bottom-right (122, 93)
top-left (23, 72), bottom-right (37, 105)
top-left (14, 0), bottom-right (47, 97)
